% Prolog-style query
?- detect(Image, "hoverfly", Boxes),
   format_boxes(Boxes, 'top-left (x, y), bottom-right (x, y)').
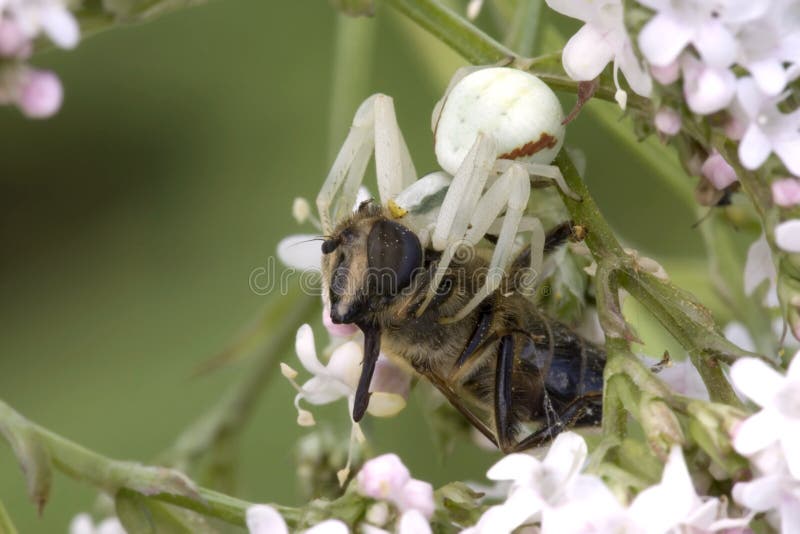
top-left (316, 67), bottom-right (605, 451)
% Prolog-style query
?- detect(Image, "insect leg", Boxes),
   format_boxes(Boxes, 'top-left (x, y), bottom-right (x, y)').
top-left (494, 334), bottom-right (518, 453)
top-left (424, 371), bottom-right (499, 448)
top-left (493, 159), bottom-right (580, 201)
top-left (509, 391), bottom-right (603, 452)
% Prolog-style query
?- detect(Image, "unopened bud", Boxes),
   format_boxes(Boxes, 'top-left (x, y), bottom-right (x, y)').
top-left (772, 178), bottom-right (800, 207)
top-left (654, 107), bottom-right (681, 136)
top-left (292, 197), bottom-right (311, 224)
top-left (640, 397), bottom-right (684, 459)
top-left (365, 502), bottom-right (390, 526)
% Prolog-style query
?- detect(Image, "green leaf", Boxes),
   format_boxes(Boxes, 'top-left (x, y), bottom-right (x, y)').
top-left (0, 407), bottom-right (53, 514)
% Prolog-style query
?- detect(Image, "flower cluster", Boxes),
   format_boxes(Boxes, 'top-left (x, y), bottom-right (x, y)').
top-left (465, 432), bottom-right (750, 534)
top-left (246, 453), bottom-right (433, 534)
top-left (0, 0), bottom-right (79, 118)
top-left (730, 354), bottom-right (800, 532)
top-left (545, 0), bottom-right (800, 275)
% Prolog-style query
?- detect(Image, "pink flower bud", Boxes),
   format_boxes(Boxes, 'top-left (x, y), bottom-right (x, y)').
top-left (0, 19), bottom-right (30, 58)
top-left (772, 178), bottom-right (800, 207)
top-left (397, 478), bottom-right (435, 519)
top-left (654, 107), bottom-right (681, 136)
top-left (17, 69), bottom-right (62, 119)
top-left (701, 151), bottom-right (737, 190)
top-left (650, 61), bottom-right (680, 85)
top-left (322, 304), bottom-right (358, 337)
top-left (356, 453), bottom-right (411, 500)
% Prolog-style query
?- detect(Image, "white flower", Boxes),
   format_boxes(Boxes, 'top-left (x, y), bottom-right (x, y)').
top-left (637, 0), bottom-right (766, 69)
top-left (398, 510), bottom-right (432, 534)
top-left (464, 431), bottom-right (588, 533)
top-left (731, 355), bottom-right (800, 479)
top-left (283, 325), bottom-right (408, 424)
top-left (735, 0), bottom-right (800, 96)
top-left (734, 76), bottom-right (800, 175)
top-left (246, 505), bottom-right (350, 534)
top-left (626, 446), bottom-right (750, 534)
top-left (775, 219), bottom-right (800, 253)
top-left (357, 453), bottom-right (411, 500)
top-left (681, 55), bottom-right (736, 114)
top-left (2, 0), bottom-right (79, 49)
top-left (743, 233), bottom-right (779, 307)
top-left (69, 514), bottom-right (126, 534)
top-left (733, 455), bottom-right (800, 534)
top-left (545, 0), bottom-right (652, 105)
top-left (356, 453), bottom-right (436, 524)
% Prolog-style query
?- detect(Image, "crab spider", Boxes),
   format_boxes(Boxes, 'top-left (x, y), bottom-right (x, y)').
top-left (317, 67), bottom-right (571, 323)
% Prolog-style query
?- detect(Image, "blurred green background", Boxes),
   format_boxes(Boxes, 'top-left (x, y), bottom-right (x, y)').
top-left (0, 1), bottom-right (727, 531)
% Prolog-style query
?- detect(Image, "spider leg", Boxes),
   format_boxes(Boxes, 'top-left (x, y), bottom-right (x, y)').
top-left (494, 159), bottom-right (580, 201)
top-left (439, 164), bottom-right (532, 323)
top-left (415, 133), bottom-right (497, 316)
top-left (316, 94), bottom-right (416, 233)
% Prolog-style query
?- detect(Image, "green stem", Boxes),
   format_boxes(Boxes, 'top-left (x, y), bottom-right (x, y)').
top-left (0, 399), bottom-right (263, 527)
top-left (385, 0), bottom-right (650, 111)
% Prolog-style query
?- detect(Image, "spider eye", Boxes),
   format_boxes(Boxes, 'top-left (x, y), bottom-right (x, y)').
top-left (321, 237), bottom-right (340, 254)
top-left (367, 219), bottom-right (422, 296)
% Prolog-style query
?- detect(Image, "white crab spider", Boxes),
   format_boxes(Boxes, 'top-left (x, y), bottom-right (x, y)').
top-left (317, 67), bottom-right (571, 323)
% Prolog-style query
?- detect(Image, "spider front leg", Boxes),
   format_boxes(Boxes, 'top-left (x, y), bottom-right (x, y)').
top-left (316, 94), bottom-right (417, 234)
top-left (439, 163), bottom-right (535, 324)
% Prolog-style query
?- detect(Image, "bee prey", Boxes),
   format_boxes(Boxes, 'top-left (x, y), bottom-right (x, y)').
top-left (317, 67), bottom-right (606, 451)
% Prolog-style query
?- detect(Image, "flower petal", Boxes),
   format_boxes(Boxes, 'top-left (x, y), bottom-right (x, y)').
top-left (326, 341), bottom-right (363, 389)
top-left (693, 21), bottom-right (737, 68)
top-left (542, 431), bottom-right (588, 485)
top-left (730, 357), bottom-right (783, 407)
top-left (277, 234), bottom-right (322, 271)
top-left (638, 14), bottom-right (692, 67)
top-left (738, 125), bottom-right (772, 170)
top-left (781, 422), bottom-right (800, 479)
top-left (39, 5), bottom-right (79, 49)
top-left (486, 453), bottom-right (540, 482)
top-left (775, 219), bottom-right (800, 253)
top-left (366, 392), bottom-right (407, 417)
top-left (743, 234), bottom-right (778, 305)
top-left (616, 43), bottom-right (653, 97)
top-left (295, 324), bottom-right (326, 375)
top-left (683, 64), bottom-right (736, 114)
top-left (397, 479), bottom-right (435, 518)
top-left (69, 514), bottom-right (95, 534)
top-left (305, 519), bottom-right (350, 534)
top-left (779, 493), bottom-right (800, 534)
top-left (246, 505), bottom-right (289, 534)
top-left (774, 136), bottom-right (800, 176)
top-left (733, 409), bottom-right (783, 455)
top-left (562, 24), bottom-right (615, 81)
top-left (747, 58), bottom-right (788, 96)
top-left (735, 77), bottom-right (764, 119)
top-left (398, 510), bottom-right (431, 534)
top-left (732, 475), bottom-right (782, 511)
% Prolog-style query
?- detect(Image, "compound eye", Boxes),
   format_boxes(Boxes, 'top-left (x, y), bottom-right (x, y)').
top-left (367, 219), bottom-right (422, 295)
